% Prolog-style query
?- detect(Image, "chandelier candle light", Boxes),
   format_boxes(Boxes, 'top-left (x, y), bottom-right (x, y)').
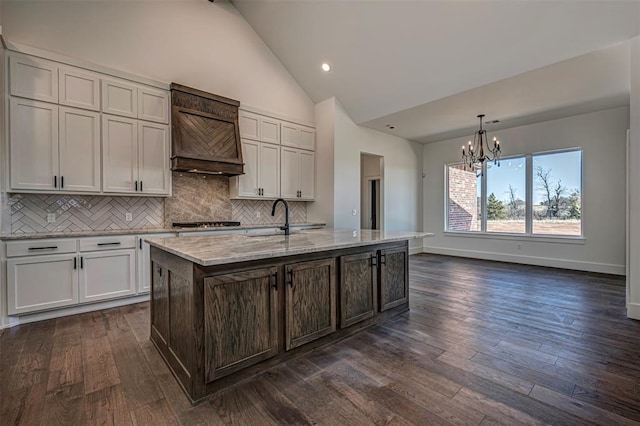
top-left (461, 114), bottom-right (501, 176)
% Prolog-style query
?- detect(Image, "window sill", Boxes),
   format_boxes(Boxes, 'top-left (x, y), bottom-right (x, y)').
top-left (443, 231), bottom-right (585, 245)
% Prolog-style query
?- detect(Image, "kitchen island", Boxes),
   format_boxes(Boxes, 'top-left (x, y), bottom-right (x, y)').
top-left (147, 228), bottom-right (430, 402)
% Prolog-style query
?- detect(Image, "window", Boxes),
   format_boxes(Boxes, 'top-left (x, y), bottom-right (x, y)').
top-left (446, 149), bottom-right (582, 238)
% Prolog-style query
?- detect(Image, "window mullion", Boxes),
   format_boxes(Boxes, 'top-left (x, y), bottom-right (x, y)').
top-left (482, 163), bottom-right (487, 232)
top-left (526, 155), bottom-right (533, 234)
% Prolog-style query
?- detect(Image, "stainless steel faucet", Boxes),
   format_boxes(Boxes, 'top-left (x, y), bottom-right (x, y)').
top-left (271, 198), bottom-right (290, 236)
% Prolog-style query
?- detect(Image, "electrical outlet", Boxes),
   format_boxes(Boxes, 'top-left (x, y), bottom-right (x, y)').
top-left (352, 209), bottom-right (357, 216)
top-left (47, 213), bottom-right (55, 223)
top-left (125, 212), bottom-right (132, 222)
top-left (256, 211), bottom-right (261, 219)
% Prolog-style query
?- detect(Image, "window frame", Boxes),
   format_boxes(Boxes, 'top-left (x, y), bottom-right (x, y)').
top-left (444, 147), bottom-right (584, 240)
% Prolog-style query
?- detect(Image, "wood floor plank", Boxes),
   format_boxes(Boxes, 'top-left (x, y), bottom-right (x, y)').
top-left (3, 254), bottom-right (639, 425)
top-left (530, 384), bottom-right (639, 426)
top-left (84, 384), bottom-right (132, 425)
top-left (130, 398), bottom-right (179, 426)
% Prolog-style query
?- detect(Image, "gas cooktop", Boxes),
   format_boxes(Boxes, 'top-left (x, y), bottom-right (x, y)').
top-left (172, 221), bottom-right (241, 228)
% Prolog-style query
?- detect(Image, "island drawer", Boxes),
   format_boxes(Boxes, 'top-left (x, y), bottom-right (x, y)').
top-left (6, 239), bottom-right (78, 258)
top-left (80, 235), bottom-right (136, 252)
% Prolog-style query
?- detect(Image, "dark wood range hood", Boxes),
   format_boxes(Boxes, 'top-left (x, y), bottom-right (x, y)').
top-left (170, 83), bottom-right (244, 176)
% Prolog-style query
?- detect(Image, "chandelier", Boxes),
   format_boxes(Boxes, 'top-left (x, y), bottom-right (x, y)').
top-left (461, 114), bottom-right (501, 176)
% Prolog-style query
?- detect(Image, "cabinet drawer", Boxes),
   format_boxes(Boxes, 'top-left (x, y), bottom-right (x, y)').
top-left (80, 235), bottom-right (136, 252)
top-left (6, 239), bottom-right (77, 258)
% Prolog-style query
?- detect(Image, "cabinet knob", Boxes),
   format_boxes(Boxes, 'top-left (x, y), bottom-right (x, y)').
top-left (54, 176), bottom-right (57, 188)
top-left (287, 269), bottom-right (293, 287)
top-left (271, 273), bottom-right (278, 290)
top-left (60, 176), bottom-right (64, 189)
top-left (140, 181), bottom-right (143, 192)
top-left (135, 181), bottom-right (138, 191)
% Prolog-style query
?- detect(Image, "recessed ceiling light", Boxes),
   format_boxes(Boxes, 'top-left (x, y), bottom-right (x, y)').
top-left (321, 63), bottom-right (331, 72)
top-left (386, 124), bottom-right (396, 130)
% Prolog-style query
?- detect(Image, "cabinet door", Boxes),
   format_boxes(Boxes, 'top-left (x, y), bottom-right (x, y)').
top-left (260, 117), bottom-right (280, 144)
top-left (285, 258), bottom-right (336, 350)
top-left (203, 267), bottom-right (278, 382)
top-left (10, 98), bottom-right (59, 191)
top-left (238, 111), bottom-right (260, 140)
top-left (79, 249), bottom-right (136, 303)
top-left (379, 246), bottom-right (409, 311)
top-left (340, 252), bottom-right (377, 328)
top-left (280, 147), bottom-right (299, 199)
top-left (102, 78), bottom-right (138, 118)
top-left (260, 143), bottom-right (280, 198)
top-left (299, 127), bottom-right (315, 151)
top-left (7, 254), bottom-right (78, 315)
top-left (299, 150), bottom-right (315, 200)
top-left (59, 66), bottom-right (100, 111)
top-left (138, 122), bottom-right (170, 195)
top-left (137, 233), bottom-right (175, 294)
top-left (237, 139), bottom-right (260, 197)
top-left (9, 54), bottom-right (58, 103)
top-left (102, 115), bottom-right (138, 193)
top-left (281, 123), bottom-right (300, 148)
top-left (59, 107), bottom-right (101, 192)
top-left (138, 86), bottom-right (169, 124)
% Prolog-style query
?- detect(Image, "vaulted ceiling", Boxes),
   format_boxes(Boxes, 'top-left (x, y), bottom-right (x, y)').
top-left (232, 0), bottom-right (640, 142)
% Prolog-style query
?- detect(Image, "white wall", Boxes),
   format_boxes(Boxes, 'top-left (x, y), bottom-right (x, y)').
top-left (627, 37), bottom-right (640, 318)
top-left (423, 106), bottom-right (629, 274)
top-left (308, 98), bottom-right (336, 227)
top-left (333, 100), bottom-right (423, 249)
top-left (0, 0), bottom-right (314, 124)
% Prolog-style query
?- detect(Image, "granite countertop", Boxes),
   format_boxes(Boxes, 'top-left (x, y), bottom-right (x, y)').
top-left (147, 228), bottom-right (434, 266)
top-left (0, 223), bottom-right (326, 241)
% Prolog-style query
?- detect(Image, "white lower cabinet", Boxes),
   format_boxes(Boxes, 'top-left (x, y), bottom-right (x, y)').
top-left (6, 235), bottom-right (138, 315)
top-left (79, 249), bottom-right (136, 303)
top-left (137, 233), bottom-right (175, 294)
top-left (7, 254), bottom-right (79, 315)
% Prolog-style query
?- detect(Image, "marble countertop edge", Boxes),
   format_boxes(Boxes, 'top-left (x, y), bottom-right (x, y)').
top-left (147, 229), bottom-right (434, 267)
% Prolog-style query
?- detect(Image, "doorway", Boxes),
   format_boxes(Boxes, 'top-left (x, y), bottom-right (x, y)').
top-left (360, 153), bottom-right (383, 230)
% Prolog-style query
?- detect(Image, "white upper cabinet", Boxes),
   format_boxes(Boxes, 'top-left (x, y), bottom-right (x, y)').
top-left (102, 115), bottom-right (138, 193)
top-left (280, 147), bottom-right (299, 199)
top-left (299, 150), bottom-right (315, 200)
top-left (102, 116), bottom-right (170, 196)
top-left (281, 123), bottom-right (300, 148)
top-left (10, 98), bottom-right (59, 191)
top-left (281, 147), bottom-right (315, 201)
top-left (238, 110), bottom-right (281, 144)
top-left (59, 66), bottom-right (100, 111)
top-left (299, 127), bottom-right (316, 151)
top-left (138, 122), bottom-right (170, 194)
top-left (59, 107), bottom-right (101, 192)
top-left (239, 111), bottom-right (260, 140)
top-left (138, 86), bottom-right (169, 124)
top-left (231, 140), bottom-right (280, 199)
top-left (9, 54), bottom-right (59, 103)
top-left (260, 117), bottom-right (280, 144)
top-left (282, 122), bottom-right (315, 150)
top-left (102, 78), bottom-right (138, 118)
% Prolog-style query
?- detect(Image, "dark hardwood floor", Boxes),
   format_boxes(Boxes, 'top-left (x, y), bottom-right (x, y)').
top-left (2, 253), bottom-right (639, 425)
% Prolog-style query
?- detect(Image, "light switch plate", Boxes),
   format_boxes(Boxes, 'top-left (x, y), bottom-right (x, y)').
top-left (125, 212), bottom-right (133, 222)
top-left (352, 209), bottom-right (357, 216)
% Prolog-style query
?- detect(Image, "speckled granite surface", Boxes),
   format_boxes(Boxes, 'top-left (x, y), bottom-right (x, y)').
top-left (146, 228), bottom-right (433, 266)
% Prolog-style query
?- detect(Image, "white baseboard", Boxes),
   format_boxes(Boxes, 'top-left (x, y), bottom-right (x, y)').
top-left (422, 245), bottom-right (625, 275)
top-left (0, 294), bottom-right (150, 329)
top-left (409, 246), bottom-right (424, 255)
top-left (627, 303), bottom-right (640, 320)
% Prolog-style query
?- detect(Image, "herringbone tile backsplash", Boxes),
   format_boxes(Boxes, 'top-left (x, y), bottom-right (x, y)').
top-left (231, 200), bottom-right (307, 225)
top-left (8, 193), bottom-right (308, 235)
top-left (9, 194), bottom-right (164, 234)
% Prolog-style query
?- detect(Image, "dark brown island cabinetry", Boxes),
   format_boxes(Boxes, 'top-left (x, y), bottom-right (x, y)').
top-left (339, 251), bottom-right (377, 328)
top-left (150, 240), bottom-right (410, 402)
top-left (379, 245), bottom-right (409, 311)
